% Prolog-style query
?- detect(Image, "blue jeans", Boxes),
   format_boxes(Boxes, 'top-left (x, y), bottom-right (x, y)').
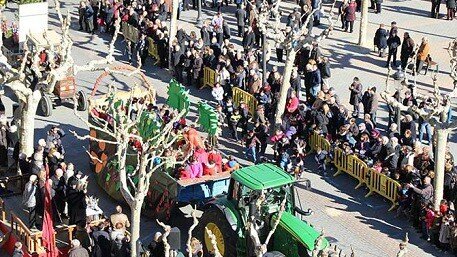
top-left (245, 146), bottom-right (257, 163)
top-left (419, 122), bottom-right (433, 143)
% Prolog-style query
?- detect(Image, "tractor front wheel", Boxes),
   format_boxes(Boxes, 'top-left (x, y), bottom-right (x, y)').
top-left (195, 206), bottom-right (237, 257)
top-left (38, 94), bottom-right (52, 117)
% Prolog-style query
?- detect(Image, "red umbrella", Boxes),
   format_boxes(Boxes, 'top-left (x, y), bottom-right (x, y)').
top-left (42, 164), bottom-right (58, 257)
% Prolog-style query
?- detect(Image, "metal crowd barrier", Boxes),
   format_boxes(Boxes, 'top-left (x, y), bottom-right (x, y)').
top-left (147, 37), bottom-right (160, 64)
top-left (311, 132), bottom-right (401, 211)
top-left (203, 67), bottom-right (217, 88)
top-left (365, 169), bottom-right (401, 211)
top-left (232, 87), bottom-right (258, 116)
top-left (309, 131), bottom-right (331, 152)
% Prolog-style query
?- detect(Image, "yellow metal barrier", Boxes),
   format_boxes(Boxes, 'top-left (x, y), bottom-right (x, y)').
top-left (309, 131), bottom-right (330, 152)
top-left (147, 37), bottom-right (160, 64)
top-left (365, 169), bottom-right (401, 211)
top-left (333, 147), bottom-right (348, 176)
top-left (232, 87), bottom-right (258, 116)
top-left (347, 155), bottom-right (368, 189)
top-left (203, 67), bottom-right (217, 88)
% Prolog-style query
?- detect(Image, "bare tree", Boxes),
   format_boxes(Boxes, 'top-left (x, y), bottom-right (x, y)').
top-left (0, 1), bottom-right (73, 163)
top-left (247, 195), bottom-right (287, 257)
top-left (381, 75), bottom-right (457, 210)
top-left (73, 82), bottom-right (189, 257)
top-left (169, 0), bottom-right (180, 69)
top-left (0, 0), bottom-right (121, 166)
top-left (157, 206), bottom-right (200, 257)
top-left (269, 0), bottom-right (336, 126)
top-left (358, 0), bottom-right (368, 47)
top-left (448, 38), bottom-right (457, 97)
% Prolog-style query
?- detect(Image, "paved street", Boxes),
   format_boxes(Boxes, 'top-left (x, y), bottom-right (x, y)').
top-left (0, 0), bottom-right (456, 256)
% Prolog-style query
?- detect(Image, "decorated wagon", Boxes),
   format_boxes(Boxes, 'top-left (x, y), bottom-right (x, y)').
top-left (88, 87), bottom-right (231, 220)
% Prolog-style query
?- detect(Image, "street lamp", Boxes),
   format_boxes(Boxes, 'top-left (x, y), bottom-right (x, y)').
top-left (196, 0), bottom-right (202, 26)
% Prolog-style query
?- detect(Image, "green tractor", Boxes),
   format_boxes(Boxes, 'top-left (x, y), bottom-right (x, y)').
top-left (195, 163), bottom-right (329, 257)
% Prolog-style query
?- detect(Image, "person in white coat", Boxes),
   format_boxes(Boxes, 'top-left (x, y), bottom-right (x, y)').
top-left (212, 83), bottom-right (225, 106)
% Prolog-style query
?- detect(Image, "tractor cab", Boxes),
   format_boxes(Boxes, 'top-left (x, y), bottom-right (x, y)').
top-left (197, 163), bottom-right (329, 257)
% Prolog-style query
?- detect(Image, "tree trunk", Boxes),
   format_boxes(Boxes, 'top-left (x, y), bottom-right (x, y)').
top-left (274, 49), bottom-right (296, 127)
top-left (358, 0), bottom-right (369, 47)
top-left (19, 92), bottom-right (41, 164)
top-left (130, 200), bottom-right (143, 257)
top-left (433, 128), bottom-right (448, 210)
top-left (169, 0), bottom-right (179, 69)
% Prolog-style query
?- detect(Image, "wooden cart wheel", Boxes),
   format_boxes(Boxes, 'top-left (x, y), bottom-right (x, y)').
top-left (76, 90), bottom-right (88, 111)
top-left (38, 94), bottom-right (52, 117)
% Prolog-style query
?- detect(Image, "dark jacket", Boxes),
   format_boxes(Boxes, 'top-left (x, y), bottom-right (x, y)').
top-left (447, 0), bottom-right (456, 9)
top-left (366, 93), bottom-right (379, 114)
top-left (387, 35), bottom-right (401, 50)
top-left (374, 28), bottom-right (388, 49)
top-left (242, 31), bottom-right (255, 50)
top-left (200, 26), bottom-right (211, 46)
top-left (92, 229), bottom-right (111, 257)
top-left (400, 36), bottom-right (415, 58)
top-left (349, 82), bottom-right (362, 105)
top-left (235, 9), bottom-right (246, 26)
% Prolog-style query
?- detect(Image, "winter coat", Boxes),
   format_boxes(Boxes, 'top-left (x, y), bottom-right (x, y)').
top-left (212, 86), bottom-right (224, 101)
top-left (345, 3), bottom-right (357, 21)
top-left (349, 82), bottom-right (363, 105)
top-left (387, 35), bottom-right (401, 50)
top-left (318, 62), bottom-right (331, 79)
top-left (200, 27), bottom-right (211, 46)
top-left (417, 42), bottom-right (430, 61)
top-left (374, 28), bottom-right (388, 49)
top-left (235, 9), bottom-right (246, 26)
top-left (92, 229), bottom-right (111, 257)
top-left (22, 181), bottom-right (37, 208)
top-left (447, 0), bottom-right (456, 9)
top-left (69, 246), bottom-right (89, 257)
top-left (242, 31), bottom-right (255, 50)
top-left (400, 37), bottom-right (415, 59)
top-left (366, 93), bottom-right (379, 114)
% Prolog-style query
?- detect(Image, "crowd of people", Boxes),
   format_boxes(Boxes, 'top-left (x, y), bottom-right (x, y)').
top-left (0, 0), bottom-right (454, 256)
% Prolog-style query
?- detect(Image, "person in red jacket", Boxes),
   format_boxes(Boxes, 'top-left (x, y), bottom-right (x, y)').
top-left (344, 0), bottom-right (357, 33)
top-left (203, 160), bottom-right (217, 176)
top-left (208, 147), bottom-right (223, 173)
top-left (286, 91), bottom-right (299, 114)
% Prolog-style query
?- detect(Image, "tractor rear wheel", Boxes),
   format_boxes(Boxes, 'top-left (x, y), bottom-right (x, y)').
top-left (38, 94), bottom-right (52, 117)
top-left (195, 206), bottom-right (237, 257)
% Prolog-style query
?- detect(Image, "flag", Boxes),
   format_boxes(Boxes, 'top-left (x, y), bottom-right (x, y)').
top-left (42, 164), bottom-right (58, 257)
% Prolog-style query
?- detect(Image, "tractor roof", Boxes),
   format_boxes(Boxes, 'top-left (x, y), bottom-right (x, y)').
top-left (232, 163), bottom-right (295, 190)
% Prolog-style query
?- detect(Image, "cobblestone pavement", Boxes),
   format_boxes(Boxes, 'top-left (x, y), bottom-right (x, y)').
top-left (0, 0), bottom-right (456, 256)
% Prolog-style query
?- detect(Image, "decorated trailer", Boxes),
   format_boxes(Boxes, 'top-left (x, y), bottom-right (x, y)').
top-left (88, 87), bottom-right (231, 220)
